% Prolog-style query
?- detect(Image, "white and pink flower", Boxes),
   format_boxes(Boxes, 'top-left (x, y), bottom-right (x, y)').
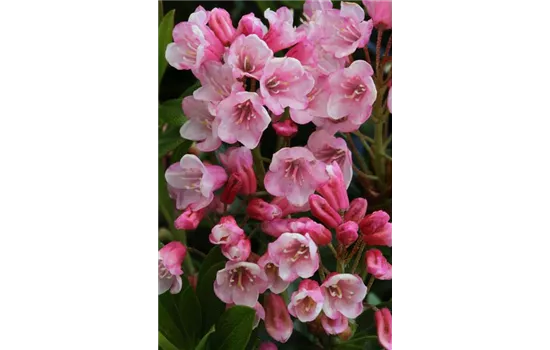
top-left (193, 61), bottom-right (244, 115)
top-left (307, 130), bottom-right (353, 187)
top-left (226, 34), bottom-right (273, 80)
top-left (268, 233), bottom-right (319, 282)
top-left (258, 253), bottom-right (290, 294)
top-left (158, 242), bottom-right (187, 295)
top-left (180, 95), bottom-right (222, 152)
top-left (321, 273), bottom-right (367, 319)
top-left (213, 261), bottom-right (269, 307)
top-left (287, 279), bottom-right (324, 322)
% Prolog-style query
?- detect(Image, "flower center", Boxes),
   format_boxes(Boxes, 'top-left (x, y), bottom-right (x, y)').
top-left (316, 146), bottom-right (346, 165)
top-left (334, 19), bottom-right (362, 43)
top-left (233, 99), bottom-right (256, 128)
top-left (180, 168), bottom-right (202, 191)
top-left (302, 296), bottom-right (316, 312)
top-left (328, 285), bottom-right (343, 298)
top-left (228, 266), bottom-right (257, 291)
top-left (284, 159), bottom-right (306, 185)
top-left (158, 259), bottom-right (172, 279)
top-left (342, 78), bottom-right (367, 101)
top-left (284, 243), bottom-right (310, 262)
top-left (266, 75), bottom-right (289, 95)
top-left (242, 55), bottom-right (255, 73)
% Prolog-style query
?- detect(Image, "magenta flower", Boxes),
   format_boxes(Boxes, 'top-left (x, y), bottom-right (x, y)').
top-left (261, 217), bottom-right (332, 246)
top-left (209, 215), bottom-right (245, 245)
top-left (316, 162), bottom-right (351, 212)
top-left (359, 210), bottom-right (392, 247)
top-left (165, 6), bottom-right (224, 71)
top-left (193, 61), bottom-right (244, 115)
top-left (312, 114), bottom-right (365, 135)
top-left (259, 57), bottom-right (315, 116)
top-left (320, 312), bottom-right (349, 335)
top-left (336, 221), bottom-right (359, 247)
top-left (375, 308), bottom-right (392, 350)
top-left (226, 34), bottom-right (273, 80)
top-left (321, 273), bottom-right (367, 319)
top-left (264, 147), bottom-right (328, 206)
top-left (258, 253), bottom-right (290, 294)
top-left (289, 74), bottom-right (331, 125)
top-left (366, 248), bottom-right (392, 280)
top-left (268, 233), bottom-right (319, 282)
top-left (287, 279), bottom-right (325, 322)
top-left (308, 130), bottom-right (353, 187)
top-left (270, 197), bottom-right (310, 217)
top-left (174, 207), bottom-right (207, 230)
top-left (309, 194), bottom-right (343, 229)
top-left (221, 237), bottom-right (251, 262)
top-left (272, 119), bottom-right (298, 137)
top-left (208, 8), bottom-right (236, 46)
top-left (363, 0), bottom-right (392, 29)
top-left (327, 60), bottom-right (377, 123)
top-left (344, 197), bottom-right (368, 223)
top-left (316, 2), bottom-right (373, 58)
top-left (165, 154), bottom-right (227, 211)
top-left (246, 198), bottom-right (282, 221)
top-left (264, 293), bottom-right (293, 343)
top-left (216, 91), bottom-right (271, 149)
top-left (236, 13), bottom-right (268, 38)
top-left (158, 242), bottom-right (187, 295)
top-left (180, 95), bottom-right (222, 152)
top-left (219, 146), bottom-right (257, 195)
top-left (263, 7), bottom-right (302, 53)
top-left (213, 260), bottom-right (268, 307)
top-left (303, 0), bottom-right (333, 19)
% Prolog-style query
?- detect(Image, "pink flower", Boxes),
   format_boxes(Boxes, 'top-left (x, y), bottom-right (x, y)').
top-left (209, 216), bottom-right (244, 245)
top-left (303, 0), bottom-right (333, 19)
top-left (365, 248), bottom-right (392, 280)
top-left (208, 8), bottom-right (236, 46)
top-left (387, 86), bottom-right (392, 113)
top-left (312, 114), bottom-right (364, 135)
top-left (336, 221), bottom-right (359, 247)
top-left (270, 197), bottom-right (310, 217)
top-left (268, 233), bottom-right (319, 282)
top-left (258, 342), bottom-right (277, 350)
top-left (159, 242), bottom-right (187, 295)
top-left (214, 261), bottom-right (268, 307)
top-left (320, 312), bottom-right (348, 335)
top-left (259, 57), bottom-right (315, 116)
top-left (359, 210), bottom-right (392, 247)
top-left (222, 237), bottom-right (252, 262)
top-left (261, 217), bottom-right (332, 246)
top-left (174, 207), bottom-right (207, 230)
top-left (321, 273), bottom-right (367, 319)
top-left (247, 198), bottom-right (282, 221)
top-left (258, 253), bottom-right (290, 294)
top-left (287, 39), bottom-right (347, 77)
top-left (193, 61), bottom-right (244, 115)
top-left (226, 34), bottom-right (273, 80)
top-left (219, 146), bottom-right (257, 195)
top-left (264, 293), bottom-right (293, 343)
top-left (180, 95), bottom-right (222, 152)
top-left (165, 6), bottom-right (224, 71)
top-left (263, 7), bottom-right (302, 53)
top-left (308, 130), bottom-right (353, 188)
top-left (227, 302), bottom-right (265, 329)
top-left (236, 13), bottom-right (268, 39)
top-left (216, 91), bottom-right (271, 149)
top-left (363, 0), bottom-right (392, 29)
top-left (288, 279), bottom-right (324, 322)
top-left (375, 308), bottom-right (392, 350)
top-left (327, 60), bottom-right (377, 123)
top-left (316, 2), bottom-right (373, 58)
top-left (288, 74), bottom-right (331, 125)
top-left (264, 147), bottom-right (328, 206)
top-left (220, 174), bottom-right (242, 204)
top-left (165, 154), bottom-right (227, 211)
top-left (309, 194), bottom-right (343, 229)
top-left (316, 162), bottom-right (350, 212)
top-left (272, 119), bottom-right (298, 137)
top-left (344, 198), bottom-right (368, 223)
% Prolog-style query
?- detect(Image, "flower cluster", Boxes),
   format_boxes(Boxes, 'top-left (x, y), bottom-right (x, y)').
top-left (160, 0), bottom-right (392, 349)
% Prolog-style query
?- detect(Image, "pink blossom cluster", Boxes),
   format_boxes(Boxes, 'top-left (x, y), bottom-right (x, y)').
top-left (160, 0), bottom-right (392, 348)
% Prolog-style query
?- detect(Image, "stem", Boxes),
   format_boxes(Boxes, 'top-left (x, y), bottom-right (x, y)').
top-left (362, 270), bottom-right (368, 281)
top-left (250, 78), bottom-right (257, 92)
top-left (345, 133), bottom-right (371, 175)
top-left (252, 146), bottom-right (266, 186)
top-left (373, 121), bottom-right (387, 191)
top-left (363, 46), bottom-right (371, 64)
top-left (384, 34), bottom-right (392, 58)
top-left (351, 242), bottom-right (366, 274)
top-left (327, 243), bottom-right (338, 259)
top-left (375, 29), bottom-right (384, 79)
top-left (249, 190), bottom-right (269, 197)
top-left (352, 131), bottom-right (375, 159)
top-left (366, 275), bottom-right (376, 294)
top-left (352, 131), bottom-right (374, 143)
top-left (352, 164), bottom-right (378, 181)
top-left (383, 134), bottom-right (392, 149)
top-left (188, 247), bottom-right (207, 259)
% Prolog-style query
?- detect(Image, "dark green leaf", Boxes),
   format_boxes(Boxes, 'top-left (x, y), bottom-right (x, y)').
top-left (158, 332), bottom-right (179, 350)
top-left (198, 246), bottom-right (224, 285)
top-left (159, 99), bottom-right (186, 126)
top-left (195, 326), bottom-right (215, 350)
top-left (178, 286), bottom-right (202, 348)
top-left (180, 81), bottom-right (201, 98)
top-left (159, 10), bottom-right (175, 85)
top-left (208, 306), bottom-right (255, 350)
top-left (171, 141), bottom-right (191, 164)
top-left (196, 261), bottom-right (226, 334)
top-left (159, 160), bottom-right (174, 223)
top-left (255, 0), bottom-right (275, 13)
top-left (159, 302), bottom-right (185, 349)
top-left (159, 126), bottom-right (187, 158)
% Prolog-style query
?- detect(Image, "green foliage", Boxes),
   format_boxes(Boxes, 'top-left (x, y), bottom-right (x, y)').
top-left (208, 306), bottom-right (256, 350)
top-left (159, 126), bottom-right (190, 158)
top-left (159, 9), bottom-right (175, 85)
top-left (178, 286), bottom-right (202, 348)
top-left (159, 99), bottom-right (187, 126)
top-left (196, 261), bottom-right (226, 334)
top-left (198, 246), bottom-right (224, 285)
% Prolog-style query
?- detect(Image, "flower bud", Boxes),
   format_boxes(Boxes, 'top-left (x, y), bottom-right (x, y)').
top-left (247, 198), bottom-right (282, 221)
top-left (261, 217), bottom-right (332, 246)
top-left (359, 210), bottom-right (392, 247)
top-left (221, 237), bottom-right (251, 262)
top-left (365, 248), bottom-right (392, 280)
top-left (316, 162), bottom-right (350, 212)
top-left (220, 173), bottom-right (243, 204)
top-left (363, 0), bottom-right (392, 29)
top-left (174, 207), bottom-right (206, 230)
top-left (309, 194), bottom-right (343, 228)
top-left (320, 312), bottom-right (348, 335)
top-left (236, 13), bottom-right (267, 38)
top-left (258, 342), bottom-right (277, 350)
top-left (264, 293), bottom-right (293, 343)
top-left (272, 119), bottom-right (298, 137)
top-left (344, 198), bottom-right (368, 223)
top-left (271, 196), bottom-right (310, 217)
top-left (336, 221), bottom-right (359, 247)
top-left (208, 8), bottom-right (236, 46)
top-left (375, 308), bottom-right (392, 350)
top-left (209, 215), bottom-right (245, 245)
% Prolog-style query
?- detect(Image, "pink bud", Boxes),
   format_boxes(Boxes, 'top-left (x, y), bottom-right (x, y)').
top-left (236, 13), bottom-right (267, 38)
top-left (288, 279), bottom-right (324, 322)
top-left (209, 215), bottom-right (245, 245)
top-left (174, 207), bottom-right (206, 230)
top-left (316, 162), bottom-right (350, 212)
top-left (365, 248), bottom-right (392, 280)
top-left (261, 217), bottom-right (332, 246)
top-left (270, 197), bottom-right (310, 217)
top-left (359, 210), bottom-right (392, 247)
top-left (375, 308), bottom-right (392, 350)
top-left (344, 198), bottom-right (368, 223)
top-left (309, 194), bottom-right (343, 228)
top-left (241, 165), bottom-right (258, 195)
top-left (272, 119), bottom-right (298, 137)
top-left (247, 198), bottom-right (282, 221)
top-left (336, 221), bottom-right (359, 247)
top-left (363, 0), bottom-right (392, 29)
top-left (264, 293), bottom-right (293, 343)
top-left (221, 173), bottom-right (242, 204)
top-left (208, 8), bottom-right (236, 46)
top-left (258, 342), bottom-right (277, 350)
top-left (320, 312), bottom-right (348, 335)
top-left (221, 237), bottom-right (251, 262)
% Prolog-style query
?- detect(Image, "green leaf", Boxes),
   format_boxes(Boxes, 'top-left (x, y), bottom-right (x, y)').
top-left (159, 160), bottom-right (174, 223)
top-left (180, 81), bottom-right (201, 98)
top-left (208, 306), bottom-right (256, 350)
top-left (198, 246), bottom-right (224, 285)
top-left (171, 141), bottom-right (191, 164)
top-left (159, 99), bottom-right (186, 126)
top-left (159, 9), bottom-right (175, 85)
top-left (178, 286), bottom-right (202, 348)
top-left (159, 126), bottom-right (188, 158)
top-left (195, 326), bottom-right (215, 350)
top-left (158, 332), bottom-right (179, 350)
top-left (254, 0), bottom-right (275, 13)
top-left (280, 0), bottom-right (305, 9)
top-left (196, 261), bottom-right (226, 334)
top-left (159, 302), bottom-right (185, 349)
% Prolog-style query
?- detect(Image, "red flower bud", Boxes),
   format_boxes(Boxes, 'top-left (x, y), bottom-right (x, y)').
top-left (359, 210), bottom-right (392, 247)
top-left (174, 207), bottom-right (206, 230)
top-left (344, 198), bottom-right (368, 223)
top-left (247, 198), bottom-right (282, 221)
top-left (220, 174), bottom-right (242, 204)
top-left (208, 8), bottom-right (236, 46)
top-left (309, 194), bottom-right (343, 228)
top-left (336, 221), bottom-right (359, 247)
top-left (272, 119), bottom-right (298, 137)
